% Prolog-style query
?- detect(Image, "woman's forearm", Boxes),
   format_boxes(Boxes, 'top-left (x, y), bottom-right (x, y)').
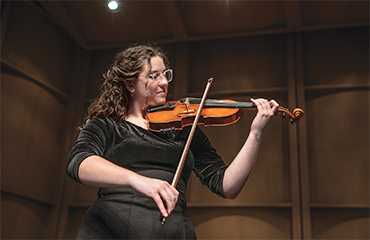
top-left (78, 155), bottom-right (137, 188)
top-left (222, 131), bottom-right (262, 199)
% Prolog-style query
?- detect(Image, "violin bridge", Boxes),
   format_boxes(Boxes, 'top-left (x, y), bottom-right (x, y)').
top-left (176, 97), bottom-right (197, 117)
top-left (185, 98), bottom-right (190, 111)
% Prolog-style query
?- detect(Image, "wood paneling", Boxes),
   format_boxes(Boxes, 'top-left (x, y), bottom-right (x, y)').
top-left (188, 207), bottom-right (292, 239)
top-left (1, 1), bottom-right (84, 239)
top-left (299, 26), bottom-right (370, 239)
top-left (303, 27), bottom-right (369, 87)
top-left (179, 1), bottom-right (286, 36)
top-left (1, 73), bottom-right (67, 203)
top-left (306, 91), bottom-right (369, 205)
top-left (188, 35), bottom-right (287, 95)
top-left (1, 192), bottom-right (56, 239)
top-left (1, 1), bottom-right (76, 94)
top-left (301, 1), bottom-right (369, 27)
top-left (311, 208), bottom-right (369, 239)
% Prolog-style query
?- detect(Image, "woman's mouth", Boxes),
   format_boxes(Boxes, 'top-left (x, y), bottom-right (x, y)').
top-left (157, 90), bottom-right (166, 96)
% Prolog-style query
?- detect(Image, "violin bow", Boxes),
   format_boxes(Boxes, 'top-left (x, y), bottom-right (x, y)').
top-left (161, 77), bottom-right (213, 225)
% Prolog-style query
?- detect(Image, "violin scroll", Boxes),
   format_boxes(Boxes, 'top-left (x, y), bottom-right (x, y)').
top-left (277, 107), bottom-right (304, 124)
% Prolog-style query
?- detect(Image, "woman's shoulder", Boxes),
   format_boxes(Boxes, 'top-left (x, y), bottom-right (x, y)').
top-left (84, 116), bottom-right (126, 133)
top-left (82, 116), bottom-right (131, 138)
top-left (85, 116), bottom-right (115, 128)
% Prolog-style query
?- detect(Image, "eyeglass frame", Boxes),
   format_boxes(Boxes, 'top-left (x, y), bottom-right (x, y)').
top-left (147, 69), bottom-right (173, 83)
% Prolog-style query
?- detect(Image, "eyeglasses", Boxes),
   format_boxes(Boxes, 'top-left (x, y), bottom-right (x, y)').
top-left (147, 69), bottom-right (173, 83)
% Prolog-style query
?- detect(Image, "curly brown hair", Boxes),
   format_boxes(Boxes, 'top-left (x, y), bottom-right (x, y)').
top-left (85, 44), bottom-right (169, 124)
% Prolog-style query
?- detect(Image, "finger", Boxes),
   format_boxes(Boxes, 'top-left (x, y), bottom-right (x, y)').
top-left (152, 194), bottom-right (168, 218)
top-left (253, 98), bottom-right (270, 113)
top-left (261, 99), bottom-right (272, 112)
top-left (159, 188), bottom-right (173, 214)
top-left (159, 187), bottom-right (178, 215)
top-left (269, 99), bottom-right (280, 114)
top-left (251, 98), bottom-right (264, 110)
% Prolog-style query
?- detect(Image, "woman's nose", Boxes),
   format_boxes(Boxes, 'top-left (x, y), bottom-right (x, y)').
top-left (158, 77), bottom-right (169, 85)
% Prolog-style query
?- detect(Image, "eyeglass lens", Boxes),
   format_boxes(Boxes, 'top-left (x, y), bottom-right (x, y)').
top-left (164, 70), bottom-right (173, 82)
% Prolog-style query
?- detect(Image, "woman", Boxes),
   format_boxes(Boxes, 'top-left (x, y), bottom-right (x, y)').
top-left (67, 44), bottom-right (279, 239)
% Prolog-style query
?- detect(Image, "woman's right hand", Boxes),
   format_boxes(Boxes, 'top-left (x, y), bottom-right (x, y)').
top-left (129, 174), bottom-right (179, 218)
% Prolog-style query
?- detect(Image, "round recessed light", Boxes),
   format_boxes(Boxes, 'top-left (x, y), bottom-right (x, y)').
top-left (108, 1), bottom-right (119, 11)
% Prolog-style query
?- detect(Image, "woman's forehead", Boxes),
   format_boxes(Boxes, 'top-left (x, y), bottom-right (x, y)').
top-left (142, 56), bottom-right (165, 73)
top-left (150, 56), bottom-right (165, 68)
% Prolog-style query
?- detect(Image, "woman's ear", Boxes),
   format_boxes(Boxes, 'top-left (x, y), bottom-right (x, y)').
top-left (125, 82), bottom-right (135, 93)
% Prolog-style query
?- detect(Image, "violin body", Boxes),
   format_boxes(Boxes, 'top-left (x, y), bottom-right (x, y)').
top-left (147, 99), bottom-right (246, 132)
top-left (146, 97), bottom-right (304, 132)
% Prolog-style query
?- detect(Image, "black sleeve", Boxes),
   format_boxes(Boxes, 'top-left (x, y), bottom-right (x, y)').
top-left (191, 127), bottom-right (228, 198)
top-left (66, 117), bottom-right (113, 183)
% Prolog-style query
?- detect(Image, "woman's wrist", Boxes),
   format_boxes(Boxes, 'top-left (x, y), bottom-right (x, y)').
top-left (126, 171), bottom-right (139, 190)
top-left (249, 128), bottom-right (263, 142)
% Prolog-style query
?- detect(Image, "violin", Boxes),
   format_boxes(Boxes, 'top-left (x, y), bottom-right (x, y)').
top-left (146, 97), bottom-right (304, 132)
top-left (153, 78), bottom-right (304, 225)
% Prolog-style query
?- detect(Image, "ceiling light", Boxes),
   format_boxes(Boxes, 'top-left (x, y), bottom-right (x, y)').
top-left (108, 1), bottom-right (119, 11)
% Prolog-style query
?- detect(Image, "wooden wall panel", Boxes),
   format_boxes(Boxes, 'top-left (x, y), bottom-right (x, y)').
top-left (1, 1), bottom-right (76, 94)
top-left (303, 27), bottom-right (369, 87)
top-left (300, 26), bottom-right (370, 238)
top-left (1, 74), bottom-right (67, 203)
top-left (85, 48), bottom-right (120, 100)
top-left (311, 208), bottom-right (369, 239)
top-left (188, 207), bottom-right (292, 239)
top-left (188, 35), bottom-right (287, 95)
top-left (306, 91), bottom-right (369, 205)
top-left (300, 1), bottom-right (369, 27)
top-left (1, 192), bottom-right (56, 239)
top-left (161, 43), bottom-right (177, 97)
top-left (1, 1), bottom-right (84, 239)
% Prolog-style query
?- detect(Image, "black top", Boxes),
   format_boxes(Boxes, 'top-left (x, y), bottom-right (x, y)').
top-left (67, 116), bottom-right (227, 197)
top-left (67, 117), bottom-right (228, 239)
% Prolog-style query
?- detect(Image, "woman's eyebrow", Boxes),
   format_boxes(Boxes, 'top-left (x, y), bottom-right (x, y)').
top-left (149, 69), bottom-right (165, 74)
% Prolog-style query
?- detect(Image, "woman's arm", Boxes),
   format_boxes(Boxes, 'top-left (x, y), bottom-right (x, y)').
top-left (222, 98), bottom-right (279, 199)
top-left (78, 155), bottom-right (179, 218)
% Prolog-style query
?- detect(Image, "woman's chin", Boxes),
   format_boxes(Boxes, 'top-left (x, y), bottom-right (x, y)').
top-left (157, 95), bottom-right (167, 104)
top-left (148, 98), bottom-right (167, 107)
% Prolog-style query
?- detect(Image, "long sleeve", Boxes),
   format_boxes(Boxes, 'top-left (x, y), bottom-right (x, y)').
top-left (190, 127), bottom-right (227, 198)
top-left (67, 118), bottom-right (113, 183)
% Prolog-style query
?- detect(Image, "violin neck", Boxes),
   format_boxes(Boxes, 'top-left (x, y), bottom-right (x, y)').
top-left (185, 97), bottom-right (256, 109)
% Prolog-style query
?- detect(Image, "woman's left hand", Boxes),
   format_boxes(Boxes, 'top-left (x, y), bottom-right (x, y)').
top-left (250, 98), bottom-right (279, 136)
